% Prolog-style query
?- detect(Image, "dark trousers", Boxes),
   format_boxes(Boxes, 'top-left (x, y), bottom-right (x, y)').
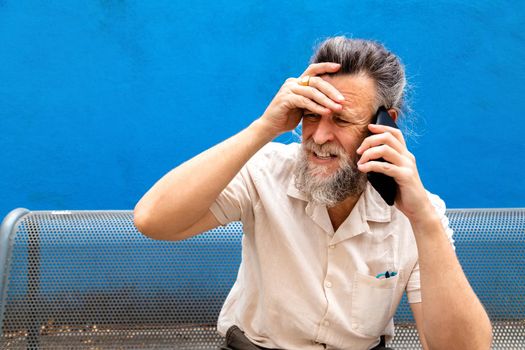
top-left (220, 326), bottom-right (274, 350)
top-left (220, 325), bottom-right (394, 350)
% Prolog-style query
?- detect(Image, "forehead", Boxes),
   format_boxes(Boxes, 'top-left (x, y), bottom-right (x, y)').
top-left (320, 73), bottom-right (378, 121)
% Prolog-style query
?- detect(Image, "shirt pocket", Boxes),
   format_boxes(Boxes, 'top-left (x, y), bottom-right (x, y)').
top-left (351, 271), bottom-right (399, 337)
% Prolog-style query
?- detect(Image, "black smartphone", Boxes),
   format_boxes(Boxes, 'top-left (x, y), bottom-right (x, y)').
top-left (366, 107), bottom-right (398, 206)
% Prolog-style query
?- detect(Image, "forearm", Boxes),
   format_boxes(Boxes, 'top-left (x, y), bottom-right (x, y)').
top-left (411, 207), bottom-right (492, 350)
top-left (134, 118), bottom-right (276, 239)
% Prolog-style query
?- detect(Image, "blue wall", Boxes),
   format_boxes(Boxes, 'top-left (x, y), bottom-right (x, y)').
top-left (1, 1), bottom-right (524, 219)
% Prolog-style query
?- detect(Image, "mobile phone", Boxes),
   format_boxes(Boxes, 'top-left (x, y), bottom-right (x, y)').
top-left (366, 107), bottom-right (398, 206)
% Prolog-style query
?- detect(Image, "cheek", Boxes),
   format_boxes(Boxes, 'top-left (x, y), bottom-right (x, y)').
top-left (337, 129), bottom-right (367, 155)
top-left (301, 123), bottom-right (314, 141)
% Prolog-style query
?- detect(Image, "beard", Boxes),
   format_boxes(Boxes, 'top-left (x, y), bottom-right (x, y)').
top-left (293, 139), bottom-right (367, 207)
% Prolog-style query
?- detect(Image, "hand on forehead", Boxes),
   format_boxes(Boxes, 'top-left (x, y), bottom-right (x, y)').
top-left (316, 73), bottom-right (378, 123)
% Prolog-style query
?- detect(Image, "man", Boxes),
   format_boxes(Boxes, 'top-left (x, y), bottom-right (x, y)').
top-left (134, 37), bottom-right (492, 349)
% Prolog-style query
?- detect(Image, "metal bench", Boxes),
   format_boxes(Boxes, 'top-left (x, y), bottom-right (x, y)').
top-left (1, 208), bottom-right (524, 349)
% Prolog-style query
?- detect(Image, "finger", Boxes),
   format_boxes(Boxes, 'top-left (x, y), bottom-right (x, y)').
top-left (292, 95), bottom-right (331, 116)
top-left (290, 84), bottom-right (343, 112)
top-left (357, 144), bottom-right (405, 167)
top-left (308, 76), bottom-right (345, 103)
top-left (368, 123), bottom-right (406, 146)
top-left (357, 160), bottom-right (402, 178)
top-left (357, 132), bottom-right (406, 156)
top-left (301, 62), bottom-right (341, 77)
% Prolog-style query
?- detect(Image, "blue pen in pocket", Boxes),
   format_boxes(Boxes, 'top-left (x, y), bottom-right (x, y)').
top-left (376, 270), bottom-right (397, 279)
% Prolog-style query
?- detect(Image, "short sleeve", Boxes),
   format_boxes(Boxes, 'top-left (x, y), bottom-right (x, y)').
top-left (209, 164), bottom-right (255, 226)
top-left (427, 191), bottom-right (455, 249)
top-left (405, 192), bottom-right (455, 303)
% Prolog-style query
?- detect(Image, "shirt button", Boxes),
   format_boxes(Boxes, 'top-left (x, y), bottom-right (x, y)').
top-left (323, 320), bottom-right (330, 327)
top-left (325, 281), bottom-right (332, 288)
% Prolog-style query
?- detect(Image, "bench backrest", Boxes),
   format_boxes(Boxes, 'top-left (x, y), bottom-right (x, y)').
top-left (0, 208), bottom-right (524, 349)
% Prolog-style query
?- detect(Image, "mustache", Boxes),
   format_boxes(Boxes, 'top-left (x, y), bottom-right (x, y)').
top-left (302, 139), bottom-right (348, 160)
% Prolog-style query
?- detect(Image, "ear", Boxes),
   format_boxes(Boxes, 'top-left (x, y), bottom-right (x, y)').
top-left (387, 108), bottom-right (398, 122)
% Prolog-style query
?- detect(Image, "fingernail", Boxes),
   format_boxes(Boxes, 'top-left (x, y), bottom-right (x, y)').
top-left (337, 94), bottom-right (345, 101)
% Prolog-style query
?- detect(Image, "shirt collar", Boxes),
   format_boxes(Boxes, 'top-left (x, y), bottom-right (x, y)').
top-left (362, 182), bottom-right (394, 223)
top-left (287, 176), bottom-right (393, 224)
top-left (286, 173), bottom-right (308, 201)
top-left (332, 185), bottom-right (394, 244)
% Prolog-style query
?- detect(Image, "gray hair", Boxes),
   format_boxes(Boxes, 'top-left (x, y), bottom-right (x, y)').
top-left (311, 36), bottom-right (408, 117)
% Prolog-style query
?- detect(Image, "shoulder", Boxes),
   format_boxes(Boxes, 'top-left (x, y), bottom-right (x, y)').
top-left (243, 142), bottom-right (300, 186)
top-left (426, 190), bottom-right (447, 215)
top-left (252, 142), bottom-right (300, 161)
top-left (425, 190), bottom-right (455, 243)
top-left (248, 142), bottom-right (300, 170)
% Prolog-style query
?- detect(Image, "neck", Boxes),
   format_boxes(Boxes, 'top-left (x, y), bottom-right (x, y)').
top-left (327, 194), bottom-right (361, 231)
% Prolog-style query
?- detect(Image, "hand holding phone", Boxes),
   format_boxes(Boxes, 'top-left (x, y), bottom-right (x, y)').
top-left (366, 107), bottom-right (398, 206)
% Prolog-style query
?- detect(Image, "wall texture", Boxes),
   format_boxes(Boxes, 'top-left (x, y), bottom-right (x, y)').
top-left (1, 0), bottom-right (524, 219)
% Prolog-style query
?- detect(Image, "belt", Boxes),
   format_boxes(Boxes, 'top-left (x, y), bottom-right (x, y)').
top-left (220, 326), bottom-right (394, 350)
top-left (220, 325), bottom-right (275, 350)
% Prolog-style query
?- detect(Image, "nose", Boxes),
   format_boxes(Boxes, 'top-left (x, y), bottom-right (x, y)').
top-left (311, 117), bottom-right (335, 145)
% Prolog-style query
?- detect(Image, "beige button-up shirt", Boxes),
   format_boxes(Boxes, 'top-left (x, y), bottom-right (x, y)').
top-left (210, 142), bottom-right (453, 350)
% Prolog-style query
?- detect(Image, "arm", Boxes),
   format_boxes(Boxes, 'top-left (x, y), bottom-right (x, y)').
top-left (356, 124), bottom-right (492, 350)
top-left (134, 120), bottom-right (275, 241)
top-left (134, 63), bottom-right (345, 241)
top-left (410, 302), bottom-right (430, 350)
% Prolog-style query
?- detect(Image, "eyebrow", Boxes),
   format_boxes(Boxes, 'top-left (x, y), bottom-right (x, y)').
top-left (335, 111), bottom-right (360, 120)
top-left (303, 109), bottom-right (366, 121)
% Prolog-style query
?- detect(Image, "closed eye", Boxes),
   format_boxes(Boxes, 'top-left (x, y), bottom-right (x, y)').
top-left (333, 116), bottom-right (352, 125)
top-left (302, 113), bottom-right (321, 121)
